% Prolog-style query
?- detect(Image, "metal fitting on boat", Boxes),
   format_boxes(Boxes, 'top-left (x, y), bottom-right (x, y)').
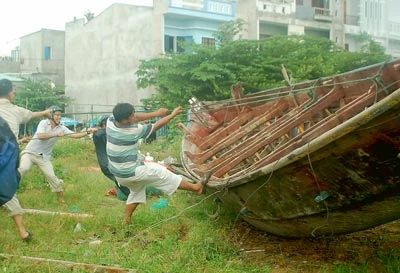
top-left (240, 207), bottom-right (249, 215)
top-left (314, 191), bottom-right (329, 203)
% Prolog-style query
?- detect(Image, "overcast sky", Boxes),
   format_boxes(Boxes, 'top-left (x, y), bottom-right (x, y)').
top-left (0, 0), bottom-right (399, 56)
top-left (0, 0), bottom-right (152, 55)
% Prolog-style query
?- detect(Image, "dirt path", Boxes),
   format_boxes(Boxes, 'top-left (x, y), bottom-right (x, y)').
top-left (230, 220), bottom-right (400, 272)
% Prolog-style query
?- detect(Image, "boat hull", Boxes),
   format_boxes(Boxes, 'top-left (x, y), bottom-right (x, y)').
top-left (180, 60), bottom-right (400, 237)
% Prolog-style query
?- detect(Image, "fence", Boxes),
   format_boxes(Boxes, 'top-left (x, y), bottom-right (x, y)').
top-left (20, 103), bottom-right (169, 139)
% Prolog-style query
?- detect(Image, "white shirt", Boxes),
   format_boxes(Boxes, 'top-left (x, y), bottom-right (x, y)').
top-left (0, 98), bottom-right (32, 138)
top-left (24, 119), bottom-right (73, 161)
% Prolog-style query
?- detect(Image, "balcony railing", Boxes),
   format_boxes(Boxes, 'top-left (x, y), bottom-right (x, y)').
top-left (313, 7), bottom-right (332, 22)
top-left (257, 0), bottom-right (295, 15)
top-left (388, 21), bottom-right (400, 38)
top-left (345, 15), bottom-right (359, 26)
top-left (169, 0), bottom-right (233, 15)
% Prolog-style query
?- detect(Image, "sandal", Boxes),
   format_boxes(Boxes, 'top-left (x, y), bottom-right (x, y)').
top-left (22, 231), bottom-right (33, 242)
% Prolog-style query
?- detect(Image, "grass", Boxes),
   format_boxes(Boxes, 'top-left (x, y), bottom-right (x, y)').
top-left (1, 137), bottom-right (400, 272)
top-left (0, 137), bottom-right (266, 273)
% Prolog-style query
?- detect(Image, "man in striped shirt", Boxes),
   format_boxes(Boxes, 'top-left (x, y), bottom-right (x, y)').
top-left (106, 103), bottom-right (203, 225)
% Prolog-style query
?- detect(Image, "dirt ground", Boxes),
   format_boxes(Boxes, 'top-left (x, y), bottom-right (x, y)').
top-left (229, 220), bottom-right (400, 273)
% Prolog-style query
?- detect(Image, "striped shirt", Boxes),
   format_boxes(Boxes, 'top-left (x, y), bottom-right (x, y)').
top-left (106, 116), bottom-right (153, 179)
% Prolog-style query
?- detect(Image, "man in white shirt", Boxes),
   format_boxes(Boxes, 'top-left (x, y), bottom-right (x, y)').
top-left (0, 78), bottom-right (50, 241)
top-left (19, 106), bottom-right (97, 204)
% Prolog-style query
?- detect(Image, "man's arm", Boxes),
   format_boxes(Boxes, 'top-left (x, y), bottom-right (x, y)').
top-left (134, 108), bottom-right (168, 122)
top-left (68, 128), bottom-right (98, 138)
top-left (31, 109), bottom-right (51, 120)
top-left (152, 106), bottom-right (183, 132)
top-left (37, 127), bottom-right (97, 140)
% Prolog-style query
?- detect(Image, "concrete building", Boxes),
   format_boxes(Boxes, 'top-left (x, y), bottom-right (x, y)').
top-left (64, 0), bottom-right (235, 118)
top-left (7, 0), bottom-right (398, 120)
top-left (65, 3), bottom-right (164, 117)
top-left (344, 0), bottom-right (400, 57)
top-left (235, 0), bottom-right (399, 57)
top-left (20, 29), bottom-right (65, 86)
top-left (236, 0), bottom-right (344, 46)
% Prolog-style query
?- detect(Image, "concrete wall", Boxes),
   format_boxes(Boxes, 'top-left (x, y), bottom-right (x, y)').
top-left (20, 29), bottom-right (65, 86)
top-left (20, 29), bottom-right (65, 74)
top-left (65, 3), bottom-right (165, 116)
top-left (0, 61), bottom-right (20, 73)
top-left (235, 0), bottom-right (258, 39)
top-left (20, 31), bottom-right (42, 73)
top-left (41, 30), bottom-right (65, 75)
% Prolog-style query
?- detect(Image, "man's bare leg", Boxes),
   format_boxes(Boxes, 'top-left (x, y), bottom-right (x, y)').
top-left (12, 214), bottom-right (30, 240)
top-left (56, 191), bottom-right (66, 205)
top-left (178, 179), bottom-right (203, 195)
top-left (123, 203), bottom-right (139, 225)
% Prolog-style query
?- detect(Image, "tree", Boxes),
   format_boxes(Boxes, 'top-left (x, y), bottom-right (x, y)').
top-left (213, 19), bottom-right (246, 46)
top-left (13, 79), bottom-right (71, 112)
top-left (354, 32), bottom-right (386, 55)
top-left (13, 79), bottom-right (72, 135)
top-left (84, 10), bottom-right (95, 22)
top-left (136, 35), bottom-right (390, 111)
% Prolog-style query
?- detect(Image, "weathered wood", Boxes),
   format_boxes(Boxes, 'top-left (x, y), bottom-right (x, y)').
top-left (180, 59), bottom-right (400, 237)
top-left (0, 254), bottom-right (136, 273)
top-left (24, 209), bottom-right (93, 218)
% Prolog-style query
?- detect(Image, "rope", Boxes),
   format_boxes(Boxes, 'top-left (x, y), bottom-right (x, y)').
top-left (19, 131), bottom-right (92, 142)
top-left (123, 190), bottom-right (223, 246)
top-left (191, 74), bottom-right (400, 116)
top-left (203, 198), bottom-right (222, 221)
top-left (306, 143), bottom-right (333, 237)
top-left (228, 159), bottom-right (279, 243)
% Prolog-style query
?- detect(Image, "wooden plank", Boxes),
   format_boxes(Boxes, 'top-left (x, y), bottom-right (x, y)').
top-left (208, 85), bottom-right (345, 177)
top-left (24, 209), bottom-right (93, 218)
top-left (185, 102), bottom-right (289, 164)
top-left (0, 254), bottom-right (136, 273)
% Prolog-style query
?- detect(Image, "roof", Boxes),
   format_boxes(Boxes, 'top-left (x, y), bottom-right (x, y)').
top-left (0, 73), bottom-right (24, 82)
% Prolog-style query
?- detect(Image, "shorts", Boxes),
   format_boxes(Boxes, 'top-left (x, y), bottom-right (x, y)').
top-left (3, 195), bottom-right (24, 216)
top-left (116, 162), bottom-right (182, 204)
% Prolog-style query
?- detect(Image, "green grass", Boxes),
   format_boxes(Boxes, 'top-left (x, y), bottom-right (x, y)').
top-left (1, 137), bottom-right (400, 272)
top-left (0, 137), bottom-right (265, 272)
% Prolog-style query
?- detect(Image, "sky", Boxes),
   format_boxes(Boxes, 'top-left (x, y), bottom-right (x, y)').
top-left (0, 0), bottom-right (152, 56)
top-left (1, 0), bottom-right (399, 56)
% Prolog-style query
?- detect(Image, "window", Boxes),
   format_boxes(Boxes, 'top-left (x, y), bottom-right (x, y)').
top-left (312, 0), bottom-right (328, 8)
top-left (164, 35), bottom-right (174, 53)
top-left (44, 46), bottom-right (52, 60)
top-left (176, 36), bottom-right (186, 53)
top-left (202, 37), bottom-right (215, 48)
top-left (296, 0), bottom-right (303, 5)
top-left (164, 35), bottom-right (193, 53)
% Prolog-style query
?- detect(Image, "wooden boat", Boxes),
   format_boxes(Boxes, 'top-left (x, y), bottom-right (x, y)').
top-left (176, 59), bottom-right (400, 237)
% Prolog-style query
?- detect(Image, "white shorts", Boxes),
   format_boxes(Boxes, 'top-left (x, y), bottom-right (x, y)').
top-left (116, 162), bottom-right (182, 204)
top-left (3, 195), bottom-right (24, 216)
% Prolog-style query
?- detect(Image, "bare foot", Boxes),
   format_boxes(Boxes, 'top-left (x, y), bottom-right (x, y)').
top-left (196, 172), bottom-right (212, 195)
top-left (195, 183), bottom-right (203, 195)
top-left (122, 217), bottom-right (131, 226)
top-left (58, 199), bottom-right (67, 207)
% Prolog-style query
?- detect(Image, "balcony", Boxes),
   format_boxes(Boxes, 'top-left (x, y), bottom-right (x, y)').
top-left (169, 0), bottom-right (234, 16)
top-left (257, 0), bottom-right (295, 15)
top-left (345, 15), bottom-right (359, 26)
top-left (388, 21), bottom-right (400, 39)
top-left (313, 7), bottom-right (332, 22)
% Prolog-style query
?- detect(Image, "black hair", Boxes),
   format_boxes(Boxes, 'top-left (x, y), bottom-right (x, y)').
top-left (0, 79), bottom-right (13, 97)
top-left (112, 103), bottom-right (135, 122)
top-left (98, 115), bottom-right (109, 127)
